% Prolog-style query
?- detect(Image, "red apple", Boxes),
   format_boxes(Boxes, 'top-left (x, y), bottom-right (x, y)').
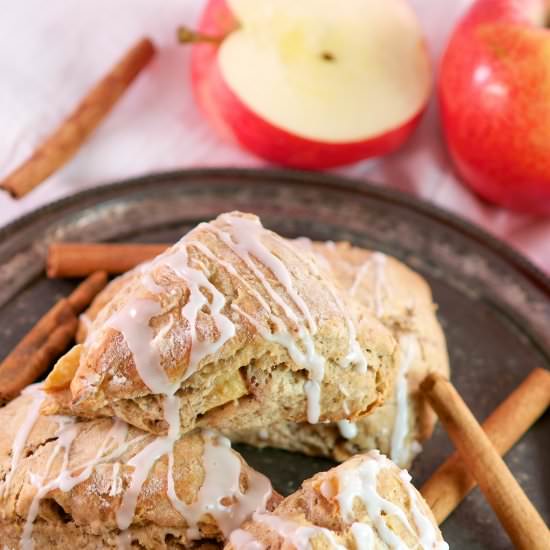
top-left (439, 0), bottom-right (550, 214)
top-left (187, 0), bottom-right (432, 170)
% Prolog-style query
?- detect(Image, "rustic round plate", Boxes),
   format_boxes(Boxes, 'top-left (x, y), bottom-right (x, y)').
top-left (0, 169), bottom-right (548, 549)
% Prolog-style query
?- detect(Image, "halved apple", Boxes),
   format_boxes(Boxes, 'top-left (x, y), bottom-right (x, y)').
top-left (188, 0), bottom-right (432, 169)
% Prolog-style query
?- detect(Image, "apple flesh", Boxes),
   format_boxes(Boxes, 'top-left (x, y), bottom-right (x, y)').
top-left (190, 0), bottom-right (432, 169)
top-left (439, 0), bottom-right (550, 214)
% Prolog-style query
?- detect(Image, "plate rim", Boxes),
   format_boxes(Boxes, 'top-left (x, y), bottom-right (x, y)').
top-left (1, 167), bottom-right (548, 295)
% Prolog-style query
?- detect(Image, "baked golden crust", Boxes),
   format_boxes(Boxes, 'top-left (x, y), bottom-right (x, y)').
top-left (45, 213), bottom-right (397, 437)
top-left (226, 452), bottom-right (447, 550)
top-left (0, 388), bottom-right (279, 550)
top-left (226, 241), bottom-right (450, 467)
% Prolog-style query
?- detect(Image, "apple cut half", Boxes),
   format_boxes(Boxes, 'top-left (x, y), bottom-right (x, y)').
top-left (190, 0), bottom-right (432, 169)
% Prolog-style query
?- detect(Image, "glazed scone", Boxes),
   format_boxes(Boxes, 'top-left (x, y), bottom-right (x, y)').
top-left (0, 385), bottom-right (278, 550)
top-left (43, 212), bottom-right (397, 438)
top-left (227, 241), bottom-right (449, 467)
top-left (227, 451), bottom-right (448, 550)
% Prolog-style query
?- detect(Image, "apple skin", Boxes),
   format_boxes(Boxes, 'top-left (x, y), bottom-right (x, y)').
top-left (439, 0), bottom-right (550, 214)
top-left (190, 0), bottom-right (426, 170)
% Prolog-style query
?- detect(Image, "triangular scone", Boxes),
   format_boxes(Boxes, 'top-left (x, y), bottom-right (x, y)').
top-left (226, 241), bottom-right (449, 467)
top-left (0, 385), bottom-right (278, 550)
top-left (227, 451), bottom-right (448, 550)
top-left (44, 212), bottom-right (397, 436)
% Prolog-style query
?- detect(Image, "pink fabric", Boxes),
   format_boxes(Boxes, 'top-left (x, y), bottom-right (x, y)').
top-left (0, 0), bottom-right (548, 273)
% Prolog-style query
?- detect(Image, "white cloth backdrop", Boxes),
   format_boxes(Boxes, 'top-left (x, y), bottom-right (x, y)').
top-left (1, 0), bottom-right (549, 273)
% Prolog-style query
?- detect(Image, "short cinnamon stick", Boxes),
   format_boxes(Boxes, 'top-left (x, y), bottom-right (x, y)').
top-left (0, 37), bottom-right (155, 198)
top-left (47, 242), bottom-right (167, 277)
top-left (0, 271), bottom-right (108, 401)
top-left (421, 368), bottom-right (550, 525)
top-left (421, 373), bottom-right (549, 549)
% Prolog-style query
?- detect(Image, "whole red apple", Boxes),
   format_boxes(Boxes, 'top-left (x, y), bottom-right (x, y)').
top-left (187, 0), bottom-right (432, 170)
top-left (439, 0), bottom-right (550, 214)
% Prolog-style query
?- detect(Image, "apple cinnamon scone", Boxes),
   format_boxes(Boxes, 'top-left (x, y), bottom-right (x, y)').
top-left (226, 241), bottom-right (449, 467)
top-left (0, 385), bottom-right (278, 550)
top-left (227, 451), bottom-right (448, 550)
top-left (43, 212), bottom-right (397, 439)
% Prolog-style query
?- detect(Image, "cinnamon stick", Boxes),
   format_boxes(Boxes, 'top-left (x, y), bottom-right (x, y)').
top-left (421, 373), bottom-right (549, 549)
top-left (47, 242), bottom-right (167, 277)
top-left (0, 38), bottom-right (155, 198)
top-left (422, 368), bottom-right (550, 525)
top-left (0, 271), bottom-right (108, 401)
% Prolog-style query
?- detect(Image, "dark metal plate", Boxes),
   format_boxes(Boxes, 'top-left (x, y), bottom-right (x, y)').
top-left (0, 169), bottom-right (548, 549)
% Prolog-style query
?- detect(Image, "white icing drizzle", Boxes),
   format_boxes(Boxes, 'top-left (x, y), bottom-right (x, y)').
top-left (206, 215), bottom-right (328, 424)
top-left (115, 391), bottom-right (272, 539)
top-left (20, 408), bottom-right (134, 550)
top-left (1, 385), bottom-right (141, 548)
top-left (337, 420), bottom-right (358, 440)
top-left (167, 430), bottom-right (273, 539)
top-left (0, 384), bottom-right (45, 499)
top-left (322, 282), bottom-right (368, 373)
top-left (22, 418), bottom-right (78, 550)
top-left (399, 471), bottom-right (449, 550)
top-left (350, 522), bottom-right (375, 550)
top-left (295, 239), bottom-right (368, 373)
top-left (342, 400), bottom-right (350, 416)
top-left (350, 252), bottom-right (388, 318)
top-left (105, 214), bottom-right (369, 428)
top-left (106, 298), bottom-right (174, 395)
top-left (390, 334), bottom-right (418, 468)
top-left (103, 218), bottom-right (277, 538)
top-left (349, 260), bottom-right (370, 298)
top-left (158, 245), bottom-right (236, 381)
top-left (116, 432), bottom-right (172, 530)
top-left (106, 234), bottom-right (236, 395)
top-left (117, 393), bottom-right (181, 531)
top-left (214, 215), bottom-right (316, 331)
top-left (335, 451), bottom-right (446, 549)
top-left (370, 253), bottom-right (387, 318)
top-left (252, 512), bottom-right (346, 550)
top-left (336, 451), bottom-right (415, 550)
top-left (230, 529), bottom-right (264, 550)
top-left (303, 380), bottom-right (321, 425)
top-left (117, 529), bottom-right (132, 549)
top-left (201, 232), bottom-right (367, 423)
top-left (109, 462), bottom-right (122, 497)
top-left (6, 388), bottom-right (269, 547)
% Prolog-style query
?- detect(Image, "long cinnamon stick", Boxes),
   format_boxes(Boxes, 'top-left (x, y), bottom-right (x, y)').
top-left (422, 368), bottom-right (550, 525)
top-left (47, 242), bottom-right (167, 277)
top-left (0, 271), bottom-right (108, 401)
top-left (0, 38), bottom-right (155, 198)
top-left (421, 373), bottom-right (549, 549)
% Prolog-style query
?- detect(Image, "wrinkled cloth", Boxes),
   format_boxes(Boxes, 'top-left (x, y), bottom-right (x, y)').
top-left (0, 0), bottom-right (548, 273)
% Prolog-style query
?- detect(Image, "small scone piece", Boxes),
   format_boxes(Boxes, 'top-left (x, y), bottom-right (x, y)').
top-left (227, 451), bottom-right (448, 550)
top-left (227, 241), bottom-right (449, 467)
top-left (44, 212), bottom-right (396, 437)
top-left (0, 385), bottom-right (278, 550)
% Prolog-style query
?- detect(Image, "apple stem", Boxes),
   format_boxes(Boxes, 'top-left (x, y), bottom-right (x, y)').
top-left (177, 26), bottom-right (224, 45)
